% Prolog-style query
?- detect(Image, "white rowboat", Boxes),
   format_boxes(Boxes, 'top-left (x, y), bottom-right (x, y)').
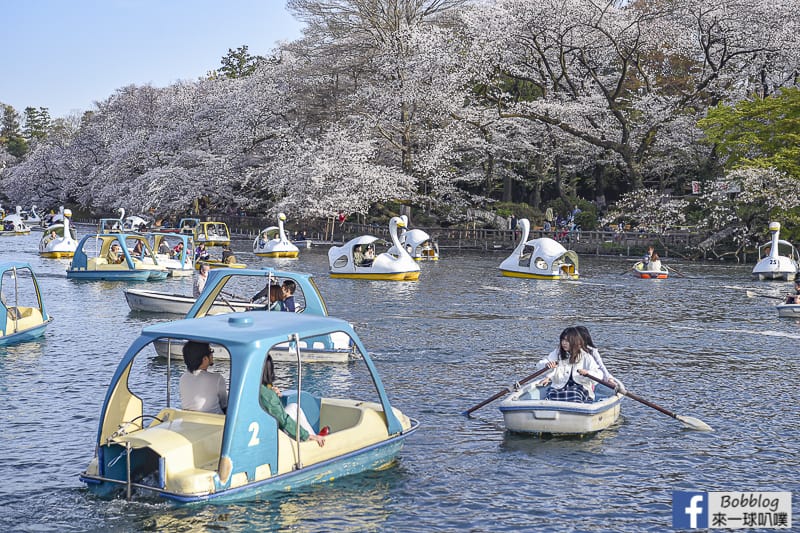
top-left (124, 288), bottom-right (264, 315)
top-left (498, 382), bottom-right (622, 435)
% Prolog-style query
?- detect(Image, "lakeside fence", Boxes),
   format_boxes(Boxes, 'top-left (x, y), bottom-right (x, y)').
top-left (76, 215), bottom-right (702, 259)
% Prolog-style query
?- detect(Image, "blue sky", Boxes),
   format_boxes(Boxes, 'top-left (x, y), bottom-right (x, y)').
top-left (0, 0), bottom-right (304, 118)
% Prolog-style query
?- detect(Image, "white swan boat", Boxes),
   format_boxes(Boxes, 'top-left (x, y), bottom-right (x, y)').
top-left (42, 206), bottom-right (68, 228)
top-left (328, 216), bottom-right (420, 280)
top-left (752, 222), bottom-right (799, 281)
top-left (1, 206), bottom-right (32, 236)
top-left (499, 219), bottom-right (579, 279)
top-left (22, 205), bottom-right (43, 227)
top-left (253, 213), bottom-right (300, 258)
top-left (99, 208), bottom-right (125, 233)
top-left (498, 382), bottom-right (622, 435)
top-left (39, 209), bottom-right (78, 258)
top-left (387, 215), bottom-right (439, 261)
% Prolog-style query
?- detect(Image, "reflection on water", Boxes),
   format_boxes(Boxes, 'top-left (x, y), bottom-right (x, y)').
top-left (2, 232), bottom-right (800, 530)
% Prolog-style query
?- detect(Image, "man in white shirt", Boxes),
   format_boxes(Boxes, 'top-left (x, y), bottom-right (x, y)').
top-left (179, 341), bottom-right (228, 414)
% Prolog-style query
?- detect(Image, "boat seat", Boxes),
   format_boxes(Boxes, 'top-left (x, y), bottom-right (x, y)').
top-left (281, 390), bottom-right (321, 433)
top-left (89, 257), bottom-right (109, 267)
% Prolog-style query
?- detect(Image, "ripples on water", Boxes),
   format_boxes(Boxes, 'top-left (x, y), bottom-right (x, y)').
top-left (1, 231), bottom-right (799, 531)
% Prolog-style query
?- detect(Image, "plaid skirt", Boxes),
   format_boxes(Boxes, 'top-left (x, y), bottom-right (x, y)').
top-left (545, 382), bottom-right (592, 403)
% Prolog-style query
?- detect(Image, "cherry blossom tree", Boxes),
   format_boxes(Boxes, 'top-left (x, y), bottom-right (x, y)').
top-left (462, 0), bottom-right (800, 194)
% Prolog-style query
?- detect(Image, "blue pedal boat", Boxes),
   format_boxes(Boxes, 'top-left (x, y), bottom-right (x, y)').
top-left (80, 312), bottom-right (419, 502)
top-left (145, 267), bottom-right (356, 362)
top-left (67, 233), bottom-right (169, 281)
top-left (0, 262), bottom-right (53, 346)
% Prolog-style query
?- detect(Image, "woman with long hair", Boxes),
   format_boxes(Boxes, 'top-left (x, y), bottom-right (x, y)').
top-left (535, 327), bottom-right (601, 403)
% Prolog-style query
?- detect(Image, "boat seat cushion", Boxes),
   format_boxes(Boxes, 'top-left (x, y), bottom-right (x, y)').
top-left (281, 390), bottom-right (321, 433)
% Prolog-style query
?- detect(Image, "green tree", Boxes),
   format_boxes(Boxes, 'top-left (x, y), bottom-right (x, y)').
top-left (218, 45), bottom-right (263, 78)
top-left (699, 88), bottom-right (800, 177)
top-left (23, 106), bottom-right (51, 140)
top-left (1, 104), bottom-right (28, 157)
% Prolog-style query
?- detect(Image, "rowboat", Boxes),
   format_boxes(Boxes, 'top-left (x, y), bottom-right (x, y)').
top-left (499, 218), bottom-right (579, 279)
top-left (0, 262), bottom-right (53, 346)
top-left (124, 288), bottom-right (264, 315)
top-left (328, 217), bottom-right (420, 280)
top-left (79, 312), bottom-right (419, 503)
top-left (752, 222), bottom-right (799, 281)
top-left (776, 303), bottom-right (800, 318)
top-left (39, 209), bottom-right (79, 258)
top-left (253, 213), bottom-right (300, 258)
top-left (632, 261), bottom-right (668, 279)
top-left (498, 382), bottom-right (622, 435)
top-left (67, 234), bottom-right (169, 281)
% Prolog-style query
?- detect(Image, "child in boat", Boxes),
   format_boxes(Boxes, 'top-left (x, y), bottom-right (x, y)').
top-left (535, 327), bottom-right (602, 403)
top-left (641, 245), bottom-right (654, 269)
top-left (259, 355), bottom-right (327, 446)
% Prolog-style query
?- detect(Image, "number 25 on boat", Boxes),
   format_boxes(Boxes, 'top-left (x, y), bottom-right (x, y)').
top-left (79, 312), bottom-right (419, 502)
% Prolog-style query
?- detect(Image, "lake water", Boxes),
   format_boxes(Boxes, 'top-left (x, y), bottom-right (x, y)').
top-left (1, 230), bottom-right (798, 531)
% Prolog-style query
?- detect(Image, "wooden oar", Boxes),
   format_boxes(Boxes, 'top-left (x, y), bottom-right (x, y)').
top-left (665, 264), bottom-right (687, 278)
top-left (745, 290), bottom-right (784, 300)
top-left (221, 290), bottom-right (247, 301)
top-left (619, 264), bottom-right (637, 275)
top-left (219, 294), bottom-right (237, 312)
top-left (584, 374), bottom-right (712, 431)
top-left (462, 366), bottom-right (550, 417)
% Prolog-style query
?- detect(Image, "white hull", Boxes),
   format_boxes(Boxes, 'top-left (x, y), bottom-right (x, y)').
top-left (499, 383), bottom-right (622, 435)
top-left (328, 217), bottom-right (420, 280)
top-left (498, 220), bottom-right (579, 280)
top-left (752, 225), bottom-right (799, 281)
top-left (124, 288), bottom-right (263, 314)
top-left (777, 304), bottom-right (800, 318)
top-left (753, 270), bottom-right (797, 281)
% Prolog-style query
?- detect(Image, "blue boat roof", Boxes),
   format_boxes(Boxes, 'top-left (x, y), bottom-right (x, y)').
top-left (0, 261), bottom-right (35, 272)
top-left (140, 311), bottom-right (353, 348)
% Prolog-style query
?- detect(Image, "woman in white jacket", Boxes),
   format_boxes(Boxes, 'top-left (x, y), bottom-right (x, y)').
top-left (536, 327), bottom-right (602, 402)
